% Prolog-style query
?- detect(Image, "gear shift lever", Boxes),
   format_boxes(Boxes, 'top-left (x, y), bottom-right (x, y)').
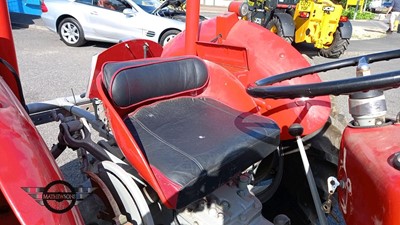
top-left (289, 123), bottom-right (328, 225)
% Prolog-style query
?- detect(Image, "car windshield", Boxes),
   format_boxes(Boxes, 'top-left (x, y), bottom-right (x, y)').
top-left (132, 0), bottom-right (162, 13)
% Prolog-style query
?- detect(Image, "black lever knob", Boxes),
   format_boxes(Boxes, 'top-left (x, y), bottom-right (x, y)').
top-left (288, 123), bottom-right (304, 137)
top-left (393, 153), bottom-right (400, 171)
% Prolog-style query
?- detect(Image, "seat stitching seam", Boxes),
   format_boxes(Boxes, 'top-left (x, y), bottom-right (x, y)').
top-left (200, 99), bottom-right (241, 118)
top-left (131, 116), bottom-right (205, 171)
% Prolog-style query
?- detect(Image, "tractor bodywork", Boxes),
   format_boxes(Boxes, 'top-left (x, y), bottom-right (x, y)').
top-left (339, 124), bottom-right (400, 224)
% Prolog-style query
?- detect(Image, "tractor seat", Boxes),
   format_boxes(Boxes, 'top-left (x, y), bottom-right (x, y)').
top-left (102, 56), bottom-right (280, 209)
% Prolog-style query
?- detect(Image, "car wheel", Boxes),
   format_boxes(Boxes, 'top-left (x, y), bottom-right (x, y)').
top-left (159, 30), bottom-right (180, 46)
top-left (266, 17), bottom-right (294, 43)
top-left (58, 17), bottom-right (86, 47)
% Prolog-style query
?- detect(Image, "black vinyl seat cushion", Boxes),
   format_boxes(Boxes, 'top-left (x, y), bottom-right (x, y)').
top-left (124, 97), bottom-right (280, 209)
top-left (102, 56), bottom-right (208, 108)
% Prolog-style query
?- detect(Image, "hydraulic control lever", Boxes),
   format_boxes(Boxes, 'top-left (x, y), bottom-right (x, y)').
top-left (58, 119), bottom-right (111, 161)
top-left (289, 124), bottom-right (328, 225)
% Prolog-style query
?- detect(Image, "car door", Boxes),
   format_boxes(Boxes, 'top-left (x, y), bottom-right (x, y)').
top-left (87, 0), bottom-right (143, 41)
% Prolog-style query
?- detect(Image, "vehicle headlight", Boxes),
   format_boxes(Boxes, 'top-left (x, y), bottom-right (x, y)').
top-left (228, 1), bottom-right (250, 17)
top-left (239, 2), bottom-right (250, 17)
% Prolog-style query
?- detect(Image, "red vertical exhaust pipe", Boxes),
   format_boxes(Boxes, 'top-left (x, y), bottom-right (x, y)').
top-left (185, 0), bottom-right (200, 55)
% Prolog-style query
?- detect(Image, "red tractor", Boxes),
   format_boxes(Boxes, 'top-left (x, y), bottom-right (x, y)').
top-left (1, 1), bottom-right (400, 225)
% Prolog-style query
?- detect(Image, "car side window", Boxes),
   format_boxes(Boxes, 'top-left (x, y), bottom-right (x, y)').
top-left (96, 0), bottom-right (131, 12)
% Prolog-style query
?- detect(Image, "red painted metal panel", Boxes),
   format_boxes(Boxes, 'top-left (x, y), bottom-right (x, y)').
top-left (196, 42), bottom-right (249, 73)
top-left (215, 13), bottom-right (240, 42)
top-left (162, 17), bottom-right (331, 140)
top-left (94, 73), bottom-right (169, 206)
top-left (338, 124), bottom-right (400, 225)
top-left (87, 39), bottom-right (162, 99)
top-left (0, 78), bottom-right (83, 224)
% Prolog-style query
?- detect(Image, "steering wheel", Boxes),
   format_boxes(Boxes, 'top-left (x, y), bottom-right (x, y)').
top-left (247, 49), bottom-right (400, 99)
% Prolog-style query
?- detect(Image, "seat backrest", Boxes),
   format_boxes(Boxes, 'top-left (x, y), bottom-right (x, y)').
top-left (102, 56), bottom-right (209, 109)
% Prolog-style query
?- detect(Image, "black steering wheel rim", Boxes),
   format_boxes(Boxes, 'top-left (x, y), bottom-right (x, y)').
top-left (247, 49), bottom-right (400, 99)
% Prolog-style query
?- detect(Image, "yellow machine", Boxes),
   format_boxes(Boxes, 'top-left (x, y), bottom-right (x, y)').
top-left (230, 0), bottom-right (353, 58)
top-left (294, 0), bottom-right (352, 57)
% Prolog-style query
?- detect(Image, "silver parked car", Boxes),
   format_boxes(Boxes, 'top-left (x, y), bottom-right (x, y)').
top-left (368, 0), bottom-right (392, 13)
top-left (41, 0), bottom-right (186, 46)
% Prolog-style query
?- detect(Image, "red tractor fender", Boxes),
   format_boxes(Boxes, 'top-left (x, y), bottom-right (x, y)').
top-left (0, 78), bottom-right (84, 225)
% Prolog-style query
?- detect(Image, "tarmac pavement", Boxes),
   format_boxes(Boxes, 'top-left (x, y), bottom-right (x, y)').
top-left (10, 12), bottom-right (45, 30)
